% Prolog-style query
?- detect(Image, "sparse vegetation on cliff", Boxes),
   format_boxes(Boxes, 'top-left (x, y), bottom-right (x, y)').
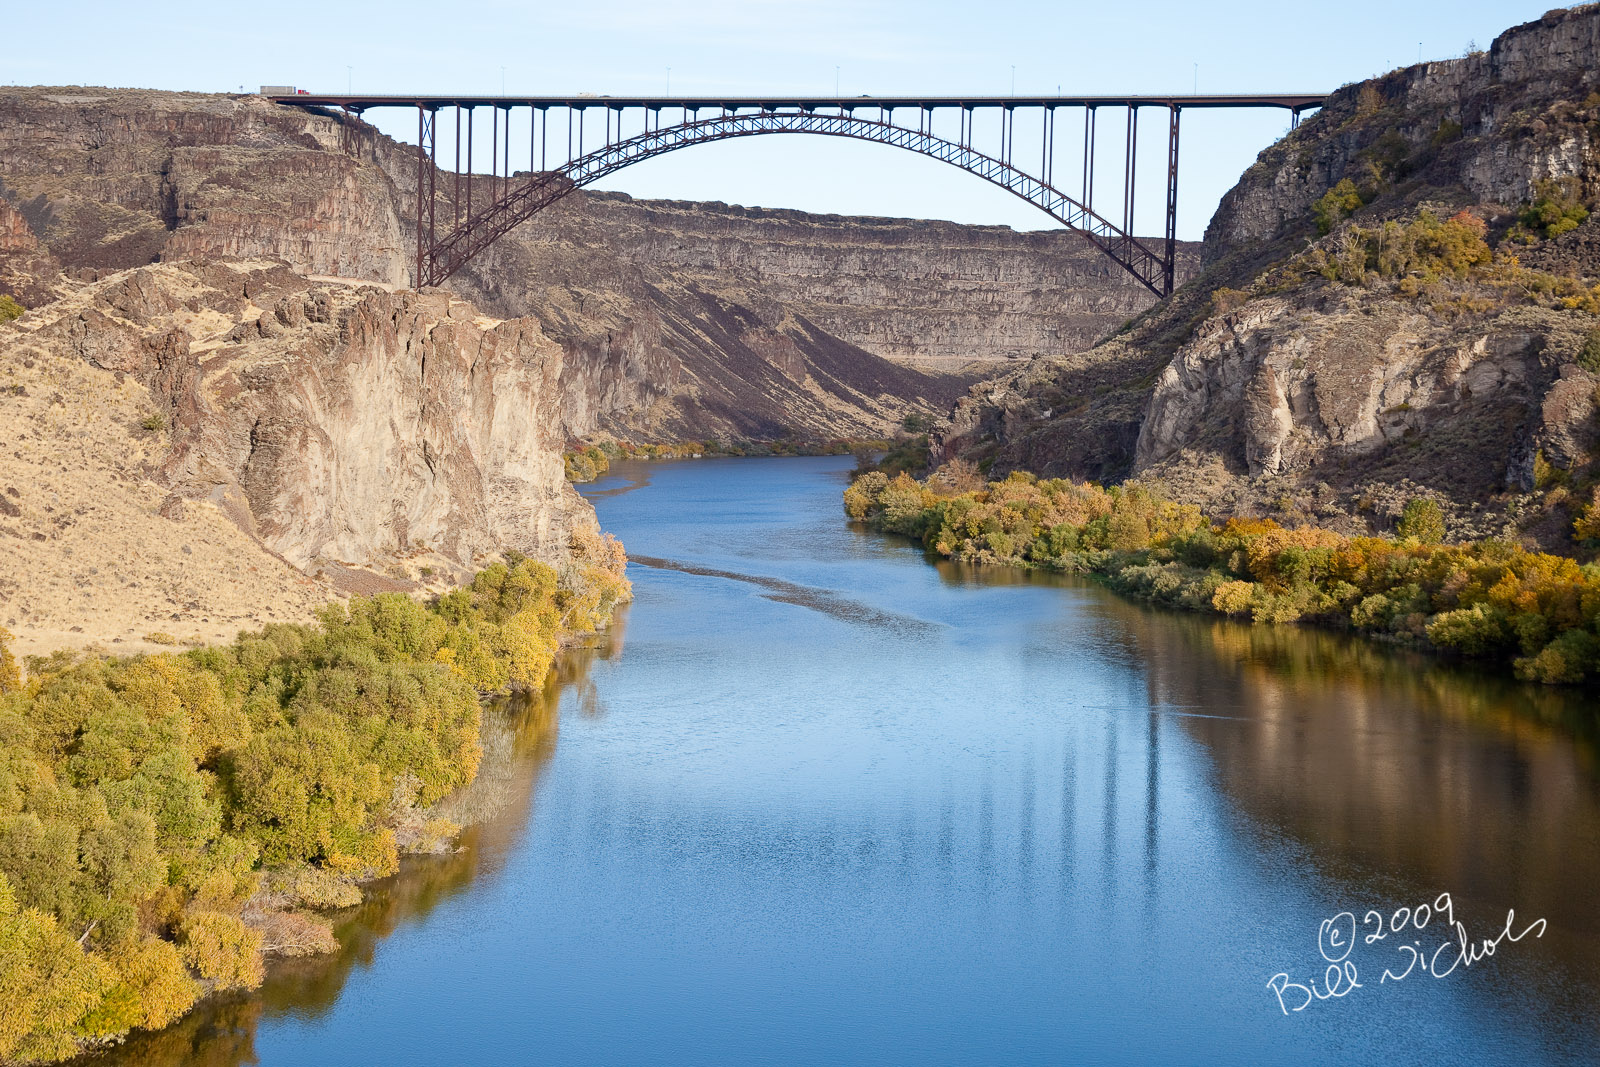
top-left (1282, 205), bottom-right (1600, 317)
top-left (1313, 178), bottom-right (1365, 235)
top-left (845, 469), bottom-right (1600, 686)
top-left (0, 537), bottom-right (628, 1064)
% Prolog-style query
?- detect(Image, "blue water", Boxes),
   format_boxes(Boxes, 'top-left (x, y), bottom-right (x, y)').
top-left (98, 455), bottom-right (1600, 1066)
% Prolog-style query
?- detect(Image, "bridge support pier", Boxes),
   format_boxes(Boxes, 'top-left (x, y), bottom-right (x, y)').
top-left (1163, 106), bottom-right (1181, 298)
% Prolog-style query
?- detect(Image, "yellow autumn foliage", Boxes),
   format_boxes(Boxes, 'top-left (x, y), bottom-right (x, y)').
top-left (846, 469), bottom-right (1600, 684)
top-left (0, 548), bottom-right (631, 1061)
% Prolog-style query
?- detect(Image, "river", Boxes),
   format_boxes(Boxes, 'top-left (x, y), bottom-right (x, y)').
top-left (91, 455), bottom-right (1600, 1066)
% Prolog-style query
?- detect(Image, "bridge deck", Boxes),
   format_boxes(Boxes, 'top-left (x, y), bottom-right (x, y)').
top-left (270, 93), bottom-right (1327, 113)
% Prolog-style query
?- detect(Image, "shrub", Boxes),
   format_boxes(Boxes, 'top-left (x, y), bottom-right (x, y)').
top-left (563, 443), bottom-right (611, 482)
top-left (1313, 178), bottom-right (1364, 235)
top-left (1211, 580), bottom-right (1255, 617)
top-left (1304, 209), bottom-right (1492, 291)
top-left (0, 295), bottom-right (23, 324)
top-left (1579, 329), bottom-right (1600, 374)
top-left (879, 473), bottom-right (933, 537)
top-left (0, 874), bottom-right (116, 1063)
top-left (177, 911), bottom-right (263, 991)
top-left (79, 938), bottom-right (196, 1035)
top-left (1211, 287), bottom-right (1250, 314)
top-left (1575, 486), bottom-right (1600, 544)
top-left (0, 627), bottom-right (18, 694)
top-left (1427, 604), bottom-right (1511, 656)
top-left (843, 471), bottom-right (888, 521)
top-left (1397, 498), bottom-right (1446, 543)
top-left (1515, 628), bottom-right (1600, 683)
top-left (140, 413), bottom-right (167, 433)
top-left (1519, 176), bottom-right (1590, 239)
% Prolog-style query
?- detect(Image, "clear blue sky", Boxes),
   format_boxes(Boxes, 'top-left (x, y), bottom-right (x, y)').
top-left (10, 1), bottom-right (1552, 239)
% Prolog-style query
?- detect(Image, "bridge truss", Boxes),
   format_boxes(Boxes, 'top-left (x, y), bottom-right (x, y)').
top-left (272, 93), bottom-right (1325, 298)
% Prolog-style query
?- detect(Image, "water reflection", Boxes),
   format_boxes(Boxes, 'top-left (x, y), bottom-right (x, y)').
top-left (81, 629), bottom-right (621, 1067)
top-left (1129, 603), bottom-right (1600, 973)
top-left (944, 556), bottom-right (1600, 958)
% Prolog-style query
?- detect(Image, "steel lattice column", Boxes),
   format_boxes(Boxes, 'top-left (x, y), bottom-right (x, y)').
top-left (1163, 106), bottom-right (1181, 297)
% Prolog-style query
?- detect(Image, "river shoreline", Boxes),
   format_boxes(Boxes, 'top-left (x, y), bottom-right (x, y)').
top-left (844, 467), bottom-right (1600, 690)
top-left (62, 456), bottom-right (1600, 1066)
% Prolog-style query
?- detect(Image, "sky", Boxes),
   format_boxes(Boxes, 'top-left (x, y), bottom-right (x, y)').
top-left (8, 1), bottom-right (1556, 240)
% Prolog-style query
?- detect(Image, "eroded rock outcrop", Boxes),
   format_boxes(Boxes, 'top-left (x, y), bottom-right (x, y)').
top-left (1206, 6), bottom-right (1600, 258)
top-left (10, 260), bottom-right (598, 585)
top-left (1134, 294), bottom-right (1597, 499)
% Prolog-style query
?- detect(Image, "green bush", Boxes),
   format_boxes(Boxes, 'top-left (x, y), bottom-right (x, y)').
top-left (1397, 498), bottom-right (1446, 544)
top-left (1520, 177), bottom-right (1590, 239)
top-left (1579, 329), bottom-right (1600, 374)
top-left (1427, 604), bottom-right (1511, 656)
top-left (0, 295), bottom-right (23, 324)
top-left (1305, 209), bottom-right (1494, 291)
top-left (563, 444), bottom-right (610, 482)
top-left (1313, 178), bottom-right (1364, 235)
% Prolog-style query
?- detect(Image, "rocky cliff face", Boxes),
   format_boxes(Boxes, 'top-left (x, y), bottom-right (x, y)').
top-left (0, 86), bottom-right (1186, 443)
top-left (943, 4), bottom-right (1600, 551)
top-left (8, 260), bottom-right (596, 590)
top-left (505, 192), bottom-right (1192, 372)
top-left (1206, 6), bottom-right (1600, 258)
top-left (1132, 294), bottom-right (1597, 535)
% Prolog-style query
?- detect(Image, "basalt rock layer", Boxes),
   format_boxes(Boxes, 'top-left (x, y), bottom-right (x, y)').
top-left (500, 192), bottom-right (1194, 373)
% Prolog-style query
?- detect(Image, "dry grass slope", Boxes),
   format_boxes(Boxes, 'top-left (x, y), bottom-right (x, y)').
top-left (0, 321), bottom-right (329, 661)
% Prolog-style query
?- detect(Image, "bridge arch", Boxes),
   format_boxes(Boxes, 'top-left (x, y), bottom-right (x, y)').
top-left (421, 109), bottom-right (1173, 295)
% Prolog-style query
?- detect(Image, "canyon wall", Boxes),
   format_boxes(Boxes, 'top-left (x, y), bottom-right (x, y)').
top-left (0, 80), bottom-right (1188, 655)
top-left (0, 86), bottom-right (1188, 443)
top-left (943, 4), bottom-right (1600, 551)
top-left (505, 192), bottom-right (1189, 371)
top-left (1205, 5), bottom-right (1600, 258)
top-left (3, 259), bottom-right (601, 633)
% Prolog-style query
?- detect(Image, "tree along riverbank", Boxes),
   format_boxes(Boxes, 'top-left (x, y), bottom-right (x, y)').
top-left (0, 531), bottom-right (629, 1064)
top-left (844, 468), bottom-right (1600, 686)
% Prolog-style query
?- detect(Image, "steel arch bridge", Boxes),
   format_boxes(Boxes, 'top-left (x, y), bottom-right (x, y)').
top-left (272, 93), bottom-right (1326, 298)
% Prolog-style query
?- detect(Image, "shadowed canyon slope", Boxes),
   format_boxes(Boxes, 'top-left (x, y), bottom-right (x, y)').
top-left (944, 5), bottom-right (1600, 552)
